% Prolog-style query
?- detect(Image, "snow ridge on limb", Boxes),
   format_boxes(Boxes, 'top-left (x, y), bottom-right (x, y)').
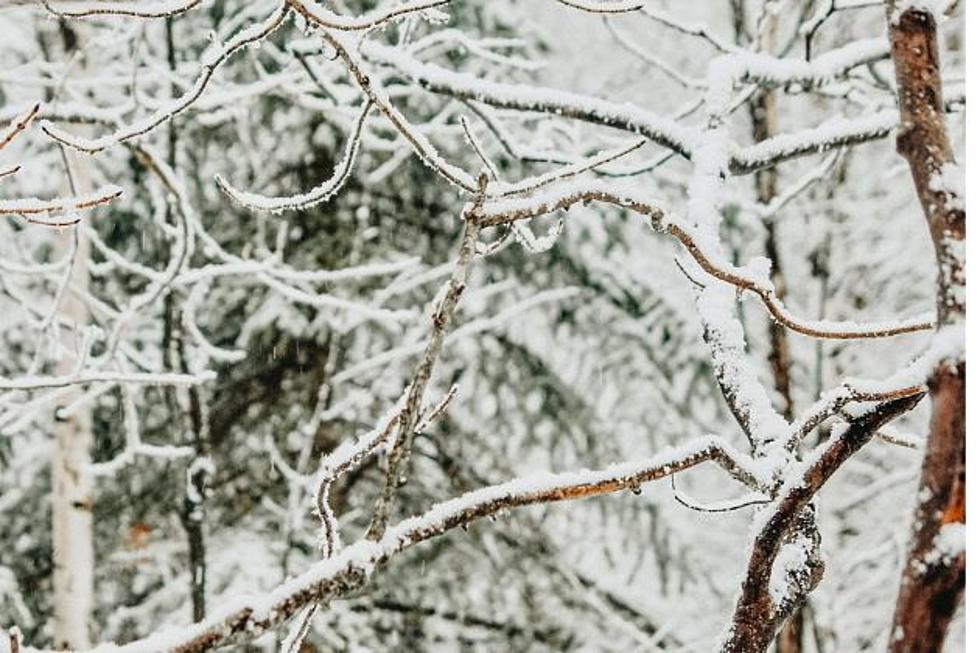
top-left (0, 369), bottom-right (215, 392)
top-left (470, 181), bottom-right (935, 340)
top-left (720, 394), bottom-right (924, 652)
top-left (75, 437), bottom-right (758, 653)
top-left (215, 99), bottom-right (372, 213)
top-left (42, 0), bottom-right (203, 19)
top-left (0, 186), bottom-right (123, 222)
top-left (555, 0), bottom-right (646, 14)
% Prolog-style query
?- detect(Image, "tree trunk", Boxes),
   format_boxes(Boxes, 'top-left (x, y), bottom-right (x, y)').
top-left (748, 13), bottom-right (801, 651)
top-left (52, 152), bottom-right (94, 650)
top-left (886, 4), bottom-right (965, 652)
top-left (159, 16), bottom-right (209, 623)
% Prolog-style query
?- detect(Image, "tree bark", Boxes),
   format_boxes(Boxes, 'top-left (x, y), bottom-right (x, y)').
top-left (886, 5), bottom-right (965, 652)
top-left (51, 153), bottom-right (94, 650)
top-left (722, 396), bottom-right (922, 653)
top-left (157, 16), bottom-right (210, 623)
top-left (753, 80), bottom-right (804, 653)
top-left (747, 12), bottom-right (801, 651)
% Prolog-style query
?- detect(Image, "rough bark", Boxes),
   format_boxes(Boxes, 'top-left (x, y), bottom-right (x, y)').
top-left (721, 395), bottom-right (922, 653)
top-left (748, 12), bottom-right (800, 649)
top-left (886, 5), bottom-right (965, 652)
top-left (754, 82), bottom-right (803, 653)
top-left (890, 366), bottom-right (965, 652)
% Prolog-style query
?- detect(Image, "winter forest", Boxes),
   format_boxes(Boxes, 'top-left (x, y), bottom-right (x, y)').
top-left (0, 0), bottom-right (966, 651)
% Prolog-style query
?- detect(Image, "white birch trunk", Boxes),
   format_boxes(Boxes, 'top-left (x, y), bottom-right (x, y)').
top-left (51, 150), bottom-right (94, 650)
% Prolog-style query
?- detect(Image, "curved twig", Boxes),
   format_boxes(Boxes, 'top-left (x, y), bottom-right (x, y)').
top-left (216, 100), bottom-right (372, 213)
top-left (470, 184), bottom-right (935, 340)
top-left (0, 185), bottom-right (123, 218)
top-left (42, 0), bottom-right (202, 19)
top-left (555, 0), bottom-right (645, 14)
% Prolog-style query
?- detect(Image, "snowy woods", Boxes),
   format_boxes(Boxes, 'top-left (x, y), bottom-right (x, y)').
top-left (0, 0), bottom-right (966, 651)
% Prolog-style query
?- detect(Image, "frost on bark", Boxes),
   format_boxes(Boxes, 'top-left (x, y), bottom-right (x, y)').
top-left (721, 395), bottom-right (922, 653)
top-left (886, 5), bottom-right (965, 652)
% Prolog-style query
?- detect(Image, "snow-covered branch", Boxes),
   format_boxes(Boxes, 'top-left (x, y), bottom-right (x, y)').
top-left (470, 182), bottom-right (935, 339)
top-left (42, 0), bottom-right (203, 19)
top-left (60, 436), bottom-right (756, 653)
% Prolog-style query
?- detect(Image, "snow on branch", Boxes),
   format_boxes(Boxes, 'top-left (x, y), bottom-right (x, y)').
top-left (730, 110), bottom-right (900, 174)
top-left (0, 103), bottom-right (40, 151)
top-left (693, 282), bottom-right (789, 452)
top-left (785, 379), bottom-right (927, 451)
top-left (314, 394), bottom-right (406, 558)
top-left (469, 182), bottom-right (935, 339)
top-left (0, 370), bottom-right (215, 392)
top-left (0, 186), bottom-right (123, 224)
top-left (215, 100), bottom-right (372, 213)
top-left (365, 40), bottom-right (927, 176)
top-left (489, 138), bottom-right (647, 198)
top-left (721, 394), bottom-right (923, 651)
top-left (42, 0), bottom-right (203, 19)
top-left (319, 33), bottom-right (479, 193)
top-left (41, 3), bottom-right (289, 153)
top-left (554, 0), bottom-right (646, 14)
top-left (286, 0), bottom-right (452, 32)
top-left (363, 41), bottom-right (696, 160)
top-left (68, 437), bottom-right (757, 653)
top-left (0, 105), bottom-right (123, 228)
top-left (714, 37), bottom-right (891, 89)
top-left (0, 2), bottom-right (962, 651)
top-left (366, 216), bottom-right (483, 539)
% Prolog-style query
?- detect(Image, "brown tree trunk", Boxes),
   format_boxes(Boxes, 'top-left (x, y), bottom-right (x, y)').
top-left (752, 89), bottom-right (794, 423)
top-left (752, 86), bottom-right (803, 653)
top-left (886, 5), bottom-right (965, 652)
top-left (749, 13), bottom-right (800, 648)
top-left (776, 608), bottom-right (804, 653)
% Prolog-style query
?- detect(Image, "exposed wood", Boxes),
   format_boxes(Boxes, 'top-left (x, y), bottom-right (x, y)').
top-left (886, 5), bottom-right (965, 651)
top-left (721, 395), bottom-right (923, 653)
